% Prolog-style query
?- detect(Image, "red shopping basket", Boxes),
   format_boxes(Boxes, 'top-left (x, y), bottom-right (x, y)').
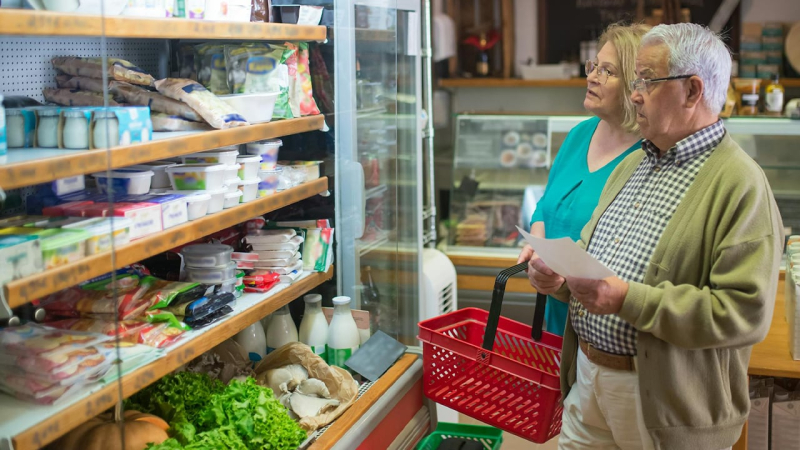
top-left (418, 262), bottom-right (563, 443)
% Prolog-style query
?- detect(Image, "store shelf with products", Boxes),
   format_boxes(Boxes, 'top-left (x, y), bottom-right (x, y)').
top-left (439, 77), bottom-right (800, 89)
top-left (3, 177), bottom-right (328, 308)
top-left (0, 268), bottom-right (333, 450)
top-left (0, 9), bottom-right (327, 40)
top-left (0, 115), bottom-right (325, 191)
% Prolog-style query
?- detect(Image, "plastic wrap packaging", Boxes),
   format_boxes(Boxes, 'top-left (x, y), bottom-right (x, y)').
top-left (224, 43), bottom-right (283, 94)
top-left (43, 88), bottom-right (120, 107)
top-left (154, 78), bottom-right (248, 129)
top-left (45, 319), bottom-right (184, 348)
top-left (39, 276), bottom-right (154, 320)
top-left (285, 42), bottom-right (321, 117)
top-left (51, 56), bottom-right (155, 87)
top-left (250, 0), bottom-right (272, 22)
top-left (55, 75), bottom-right (123, 101)
top-left (151, 113), bottom-right (213, 132)
top-left (195, 44), bottom-right (229, 95)
top-left (186, 340), bottom-right (255, 383)
top-left (112, 82), bottom-right (204, 122)
top-left (176, 44), bottom-right (197, 80)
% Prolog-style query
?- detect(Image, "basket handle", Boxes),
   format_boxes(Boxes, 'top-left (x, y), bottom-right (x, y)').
top-left (481, 263), bottom-right (549, 351)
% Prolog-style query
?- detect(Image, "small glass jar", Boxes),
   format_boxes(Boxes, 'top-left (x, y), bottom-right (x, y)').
top-left (92, 111), bottom-right (119, 149)
top-left (36, 109), bottom-right (60, 148)
top-left (5, 109), bottom-right (25, 148)
top-left (63, 111), bottom-right (89, 149)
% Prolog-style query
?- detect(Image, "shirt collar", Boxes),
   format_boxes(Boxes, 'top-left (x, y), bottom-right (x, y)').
top-left (641, 120), bottom-right (726, 163)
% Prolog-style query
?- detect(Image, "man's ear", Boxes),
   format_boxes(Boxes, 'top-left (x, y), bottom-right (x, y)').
top-left (685, 75), bottom-right (704, 108)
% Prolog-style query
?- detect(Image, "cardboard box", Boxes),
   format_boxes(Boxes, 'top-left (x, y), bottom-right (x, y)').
top-left (0, 235), bottom-right (43, 286)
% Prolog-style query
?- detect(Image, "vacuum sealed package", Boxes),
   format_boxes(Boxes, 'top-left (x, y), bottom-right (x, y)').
top-left (112, 82), bottom-right (204, 122)
top-left (303, 228), bottom-right (334, 272)
top-left (195, 44), bottom-right (229, 95)
top-left (251, 0), bottom-right (272, 22)
top-left (43, 88), bottom-right (120, 107)
top-left (55, 75), bottom-right (122, 100)
top-left (44, 318), bottom-right (181, 347)
top-left (39, 276), bottom-right (157, 320)
top-left (151, 113), bottom-right (212, 132)
top-left (154, 78), bottom-right (248, 129)
top-left (224, 43), bottom-right (283, 94)
top-left (0, 323), bottom-right (109, 358)
top-left (285, 42), bottom-right (321, 117)
top-left (51, 56), bottom-right (155, 87)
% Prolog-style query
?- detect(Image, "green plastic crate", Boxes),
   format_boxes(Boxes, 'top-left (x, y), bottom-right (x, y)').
top-left (416, 422), bottom-right (503, 450)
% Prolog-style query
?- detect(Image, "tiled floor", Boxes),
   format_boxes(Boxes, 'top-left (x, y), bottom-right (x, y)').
top-left (457, 415), bottom-right (560, 450)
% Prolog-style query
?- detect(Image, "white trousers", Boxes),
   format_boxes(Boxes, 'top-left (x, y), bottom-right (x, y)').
top-left (558, 348), bottom-right (731, 450)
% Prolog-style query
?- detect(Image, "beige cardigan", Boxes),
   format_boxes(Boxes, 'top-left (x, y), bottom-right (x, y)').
top-left (553, 134), bottom-right (783, 450)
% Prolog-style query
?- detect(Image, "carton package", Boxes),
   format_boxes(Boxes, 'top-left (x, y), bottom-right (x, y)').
top-left (54, 106), bottom-right (153, 149)
top-left (0, 235), bottom-right (43, 286)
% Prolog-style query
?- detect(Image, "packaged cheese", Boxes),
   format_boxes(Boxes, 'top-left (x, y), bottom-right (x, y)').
top-left (154, 78), bottom-right (248, 129)
top-left (112, 82), bottom-right (204, 122)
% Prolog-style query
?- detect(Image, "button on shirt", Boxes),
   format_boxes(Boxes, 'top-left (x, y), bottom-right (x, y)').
top-left (570, 120), bottom-right (726, 355)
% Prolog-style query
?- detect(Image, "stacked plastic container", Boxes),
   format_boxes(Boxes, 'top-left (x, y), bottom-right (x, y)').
top-left (247, 139), bottom-right (282, 196)
top-left (181, 243), bottom-right (244, 298)
top-left (786, 236), bottom-right (800, 359)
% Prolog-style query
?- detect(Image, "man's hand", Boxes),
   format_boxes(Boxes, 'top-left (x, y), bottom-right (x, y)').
top-left (567, 276), bottom-right (629, 315)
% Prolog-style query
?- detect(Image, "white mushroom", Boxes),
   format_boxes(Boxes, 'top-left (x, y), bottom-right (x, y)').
top-left (282, 364), bottom-right (309, 391)
top-left (264, 367), bottom-right (294, 395)
top-left (289, 393), bottom-right (340, 418)
top-left (296, 378), bottom-right (331, 399)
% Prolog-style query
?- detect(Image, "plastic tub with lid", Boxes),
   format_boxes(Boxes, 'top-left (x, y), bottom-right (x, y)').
top-left (168, 187), bottom-right (226, 214)
top-left (181, 148), bottom-right (239, 166)
top-left (185, 193), bottom-right (212, 220)
top-left (238, 179), bottom-right (259, 203)
top-left (219, 92), bottom-right (279, 124)
top-left (73, 217), bottom-right (132, 255)
top-left (39, 229), bottom-right (91, 269)
top-left (279, 161), bottom-right (322, 182)
top-left (223, 191), bottom-right (242, 209)
top-left (246, 139), bottom-right (282, 170)
top-left (92, 169), bottom-right (154, 195)
top-left (130, 161), bottom-right (177, 189)
top-left (166, 164), bottom-right (227, 190)
top-left (258, 169), bottom-right (281, 196)
top-left (223, 164), bottom-right (239, 180)
top-left (236, 155), bottom-right (261, 180)
top-left (182, 243), bottom-right (234, 268)
top-left (186, 261), bottom-right (237, 284)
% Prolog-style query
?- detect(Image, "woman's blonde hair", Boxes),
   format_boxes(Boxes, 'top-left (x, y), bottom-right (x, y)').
top-left (597, 22), bottom-right (651, 134)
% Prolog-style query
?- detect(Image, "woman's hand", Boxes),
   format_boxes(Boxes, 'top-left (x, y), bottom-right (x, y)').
top-left (517, 244), bottom-right (535, 264)
top-left (518, 244), bottom-right (565, 294)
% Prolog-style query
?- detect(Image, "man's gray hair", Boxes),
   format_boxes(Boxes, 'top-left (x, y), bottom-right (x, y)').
top-left (641, 23), bottom-right (732, 114)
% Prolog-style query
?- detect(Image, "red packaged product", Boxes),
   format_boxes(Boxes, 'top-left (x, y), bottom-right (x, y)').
top-left (43, 201), bottom-right (93, 217)
top-left (231, 252), bottom-right (260, 261)
top-left (45, 319), bottom-right (153, 344)
top-left (40, 276), bottom-right (155, 320)
top-left (243, 270), bottom-right (280, 287)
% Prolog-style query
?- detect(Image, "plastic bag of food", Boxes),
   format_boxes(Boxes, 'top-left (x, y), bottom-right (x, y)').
top-left (176, 44), bottom-right (197, 80)
top-left (112, 81), bottom-right (203, 122)
top-left (285, 42), bottom-right (321, 117)
top-left (272, 45), bottom-right (295, 119)
top-left (251, 0), bottom-right (272, 22)
top-left (0, 373), bottom-right (91, 405)
top-left (45, 318), bottom-right (153, 343)
top-left (0, 323), bottom-right (110, 358)
top-left (39, 276), bottom-right (157, 320)
top-left (55, 75), bottom-right (124, 101)
top-left (224, 43), bottom-right (283, 94)
top-left (43, 88), bottom-right (120, 107)
top-left (52, 56), bottom-right (155, 87)
top-left (154, 78), bottom-right (248, 129)
top-left (195, 44), bottom-right (229, 95)
top-left (151, 113), bottom-right (212, 132)
top-left (186, 340), bottom-right (254, 383)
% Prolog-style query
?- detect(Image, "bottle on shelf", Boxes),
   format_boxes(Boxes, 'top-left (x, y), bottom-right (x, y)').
top-left (299, 294), bottom-right (329, 362)
top-left (0, 93), bottom-right (7, 164)
top-left (326, 296), bottom-right (361, 369)
top-left (234, 321), bottom-right (267, 368)
top-left (765, 73), bottom-right (785, 116)
top-left (265, 304), bottom-right (298, 354)
top-left (361, 266), bottom-right (381, 334)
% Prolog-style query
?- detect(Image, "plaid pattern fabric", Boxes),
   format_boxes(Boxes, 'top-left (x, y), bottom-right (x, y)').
top-left (570, 120), bottom-right (726, 355)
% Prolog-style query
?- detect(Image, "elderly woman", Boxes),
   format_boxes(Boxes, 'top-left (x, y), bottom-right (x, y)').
top-left (518, 23), bottom-right (651, 336)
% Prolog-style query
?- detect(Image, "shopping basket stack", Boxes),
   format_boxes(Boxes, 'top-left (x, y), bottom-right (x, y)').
top-left (418, 263), bottom-right (564, 443)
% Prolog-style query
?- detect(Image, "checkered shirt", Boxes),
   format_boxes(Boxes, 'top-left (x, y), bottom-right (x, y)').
top-left (570, 120), bottom-right (726, 355)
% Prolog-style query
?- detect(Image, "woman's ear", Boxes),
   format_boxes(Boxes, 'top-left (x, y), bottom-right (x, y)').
top-left (685, 75), bottom-right (704, 109)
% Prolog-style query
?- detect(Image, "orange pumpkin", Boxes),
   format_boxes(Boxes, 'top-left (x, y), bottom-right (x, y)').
top-left (52, 410), bottom-right (169, 450)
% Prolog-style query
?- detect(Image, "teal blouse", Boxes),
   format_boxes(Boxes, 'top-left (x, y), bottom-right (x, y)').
top-left (530, 116), bottom-right (641, 336)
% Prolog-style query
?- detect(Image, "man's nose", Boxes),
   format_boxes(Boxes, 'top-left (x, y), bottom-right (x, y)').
top-left (631, 89), bottom-right (643, 104)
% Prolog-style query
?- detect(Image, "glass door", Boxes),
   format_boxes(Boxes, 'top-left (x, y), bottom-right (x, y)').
top-left (335, 0), bottom-right (423, 345)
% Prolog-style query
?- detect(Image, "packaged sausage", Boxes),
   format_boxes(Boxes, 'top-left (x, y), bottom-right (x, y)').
top-left (51, 56), bottom-right (155, 87)
top-left (42, 88), bottom-right (120, 107)
top-left (154, 78), bottom-right (248, 129)
top-left (55, 75), bottom-right (123, 101)
top-left (112, 82), bottom-right (204, 122)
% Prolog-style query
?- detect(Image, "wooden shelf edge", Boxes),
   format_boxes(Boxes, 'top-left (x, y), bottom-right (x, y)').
top-left (308, 353), bottom-right (420, 450)
top-left (11, 268), bottom-right (334, 450)
top-left (0, 115), bottom-right (324, 191)
top-left (4, 177), bottom-right (329, 307)
top-left (439, 78), bottom-right (588, 88)
top-left (0, 9), bottom-right (327, 40)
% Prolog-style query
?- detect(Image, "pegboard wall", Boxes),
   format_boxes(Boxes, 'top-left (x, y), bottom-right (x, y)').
top-left (0, 37), bottom-right (168, 103)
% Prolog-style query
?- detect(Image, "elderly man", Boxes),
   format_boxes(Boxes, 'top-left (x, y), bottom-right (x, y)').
top-left (526, 23), bottom-right (783, 450)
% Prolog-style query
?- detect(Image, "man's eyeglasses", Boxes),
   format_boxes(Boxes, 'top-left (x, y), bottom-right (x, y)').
top-left (585, 60), bottom-right (616, 85)
top-left (630, 75), bottom-right (694, 94)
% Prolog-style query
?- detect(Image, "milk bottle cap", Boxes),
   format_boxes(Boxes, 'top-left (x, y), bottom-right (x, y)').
top-left (332, 296), bottom-right (351, 305)
top-left (304, 294), bottom-right (322, 303)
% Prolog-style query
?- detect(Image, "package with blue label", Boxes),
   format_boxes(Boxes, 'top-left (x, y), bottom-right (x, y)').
top-left (117, 194), bottom-right (189, 230)
top-left (37, 175), bottom-right (86, 198)
top-left (4, 108), bottom-right (37, 148)
top-left (54, 106), bottom-right (152, 150)
top-left (0, 235), bottom-right (44, 286)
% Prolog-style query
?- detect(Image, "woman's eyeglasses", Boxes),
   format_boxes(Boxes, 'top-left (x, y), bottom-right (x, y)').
top-left (585, 60), bottom-right (616, 85)
top-left (630, 75), bottom-right (694, 94)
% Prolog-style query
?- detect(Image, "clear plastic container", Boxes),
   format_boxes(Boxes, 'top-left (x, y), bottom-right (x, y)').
top-left (166, 163), bottom-right (227, 190)
top-left (92, 169), bottom-right (154, 195)
top-left (76, 217), bottom-right (132, 255)
top-left (181, 148), bottom-right (239, 166)
top-left (246, 139), bottom-right (282, 170)
top-left (185, 193), bottom-right (211, 220)
top-left (236, 155), bottom-right (261, 180)
top-left (258, 169), bottom-right (281, 197)
top-left (238, 178), bottom-right (259, 203)
top-left (186, 261), bottom-right (237, 284)
top-left (36, 109), bottom-right (60, 148)
top-left (182, 243), bottom-right (233, 268)
top-left (217, 277), bottom-right (238, 295)
top-left (279, 161), bottom-right (321, 181)
top-left (129, 161), bottom-right (177, 189)
top-left (223, 190), bottom-right (242, 208)
top-left (39, 229), bottom-right (90, 269)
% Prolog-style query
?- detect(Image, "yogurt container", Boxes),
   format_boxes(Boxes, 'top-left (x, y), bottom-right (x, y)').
top-left (238, 179), bottom-right (259, 203)
top-left (223, 191), bottom-right (242, 209)
top-left (223, 164), bottom-right (239, 181)
top-left (236, 155), bottom-right (261, 180)
top-left (186, 261), bottom-right (237, 284)
top-left (168, 187), bottom-right (227, 214)
top-left (92, 169), bottom-right (154, 195)
top-left (166, 164), bottom-right (227, 191)
top-left (72, 217), bottom-right (132, 255)
top-left (185, 193), bottom-right (211, 220)
top-left (39, 229), bottom-right (90, 269)
top-left (246, 139), bottom-right (282, 171)
top-left (181, 148), bottom-right (239, 166)
top-left (129, 161), bottom-right (178, 189)
top-left (279, 161), bottom-right (321, 182)
top-left (258, 170), bottom-right (281, 197)
top-left (182, 243), bottom-right (233, 268)
top-left (224, 178), bottom-right (241, 194)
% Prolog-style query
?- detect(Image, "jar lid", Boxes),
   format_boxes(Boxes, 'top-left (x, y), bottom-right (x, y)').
top-left (64, 110), bottom-right (88, 118)
top-left (37, 109), bottom-right (60, 117)
top-left (93, 111), bottom-right (117, 119)
top-left (332, 296), bottom-right (351, 305)
top-left (304, 294), bottom-right (322, 303)
top-left (5, 108), bottom-right (22, 116)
